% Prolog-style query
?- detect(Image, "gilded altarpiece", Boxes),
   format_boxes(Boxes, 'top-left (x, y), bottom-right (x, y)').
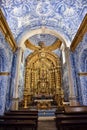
top-left (24, 48), bottom-right (63, 109)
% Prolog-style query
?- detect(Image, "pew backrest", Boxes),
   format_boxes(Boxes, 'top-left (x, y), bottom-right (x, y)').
top-left (0, 120), bottom-right (36, 130)
top-left (64, 106), bottom-right (87, 114)
top-left (5, 112), bottom-right (38, 116)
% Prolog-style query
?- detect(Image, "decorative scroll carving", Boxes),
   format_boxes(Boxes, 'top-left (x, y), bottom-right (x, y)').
top-left (25, 39), bottom-right (62, 51)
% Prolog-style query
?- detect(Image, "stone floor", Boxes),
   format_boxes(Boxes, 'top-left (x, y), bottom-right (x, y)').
top-left (38, 118), bottom-right (57, 130)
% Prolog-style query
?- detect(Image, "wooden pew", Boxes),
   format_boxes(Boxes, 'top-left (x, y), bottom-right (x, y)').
top-left (64, 106), bottom-right (87, 114)
top-left (5, 110), bottom-right (38, 116)
top-left (55, 114), bottom-right (87, 130)
top-left (10, 110), bottom-right (38, 113)
top-left (0, 115), bottom-right (38, 130)
top-left (3, 110), bottom-right (38, 130)
top-left (55, 110), bottom-right (64, 115)
top-left (58, 120), bottom-right (87, 130)
top-left (0, 120), bottom-right (36, 130)
top-left (55, 106), bottom-right (87, 130)
top-left (5, 112), bottom-right (38, 116)
top-left (9, 109), bottom-right (38, 113)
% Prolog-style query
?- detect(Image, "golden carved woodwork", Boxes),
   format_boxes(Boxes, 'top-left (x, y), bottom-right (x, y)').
top-left (0, 72), bottom-right (10, 76)
top-left (37, 100), bottom-right (51, 109)
top-left (78, 72), bottom-right (87, 76)
top-left (0, 9), bottom-right (17, 52)
top-left (70, 14), bottom-right (87, 52)
top-left (25, 40), bottom-right (40, 51)
top-left (25, 39), bottom-right (62, 51)
top-left (23, 45), bottom-right (64, 109)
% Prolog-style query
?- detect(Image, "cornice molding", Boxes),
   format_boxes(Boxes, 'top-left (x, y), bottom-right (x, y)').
top-left (0, 9), bottom-right (18, 52)
top-left (70, 14), bottom-right (87, 52)
top-left (0, 72), bottom-right (10, 76)
top-left (78, 72), bottom-right (87, 76)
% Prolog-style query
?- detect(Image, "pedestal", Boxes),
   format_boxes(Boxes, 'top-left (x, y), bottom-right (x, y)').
top-left (69, 96), bottom-right (80, 106)
top-left (11, 97), bottom-right (19, 110)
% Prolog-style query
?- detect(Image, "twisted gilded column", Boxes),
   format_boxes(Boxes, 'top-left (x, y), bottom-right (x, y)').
top-left (55, 66), bottom-right (63, 107)
top-left (50, 68), bottom-right (55, 95)
top-left (31, 69), bottom-right (35, 94)
top-left (24, 68), bottom-right (31, 108)
top-left (55, 67), bottom-right (61, 92)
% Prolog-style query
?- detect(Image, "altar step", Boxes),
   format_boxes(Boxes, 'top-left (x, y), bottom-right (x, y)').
top-left (38, 109), bottom-right (56, 117)
top-left (38, 116), bottom-right (55, 120)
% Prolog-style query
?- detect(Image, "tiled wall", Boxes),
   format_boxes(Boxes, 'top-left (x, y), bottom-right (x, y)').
top-left (70, 33), bottom-right (87, 105)
top-left (0, 32), bottom-right (13, 115)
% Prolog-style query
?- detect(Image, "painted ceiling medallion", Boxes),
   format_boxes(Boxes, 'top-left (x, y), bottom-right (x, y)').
top-left (36, 2), bottom-right (52, 16)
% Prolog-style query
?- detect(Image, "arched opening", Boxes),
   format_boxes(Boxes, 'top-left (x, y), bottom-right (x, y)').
top-left (17, 28), bottom-right (69, 109)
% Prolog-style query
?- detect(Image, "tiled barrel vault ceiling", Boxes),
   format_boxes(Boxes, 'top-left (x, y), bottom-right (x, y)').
top-left (0, 0), bottom-right (87, 46)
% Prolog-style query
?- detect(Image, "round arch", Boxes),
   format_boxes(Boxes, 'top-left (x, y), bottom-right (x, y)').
top-left (18, 27), bottom-right (70, 49)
